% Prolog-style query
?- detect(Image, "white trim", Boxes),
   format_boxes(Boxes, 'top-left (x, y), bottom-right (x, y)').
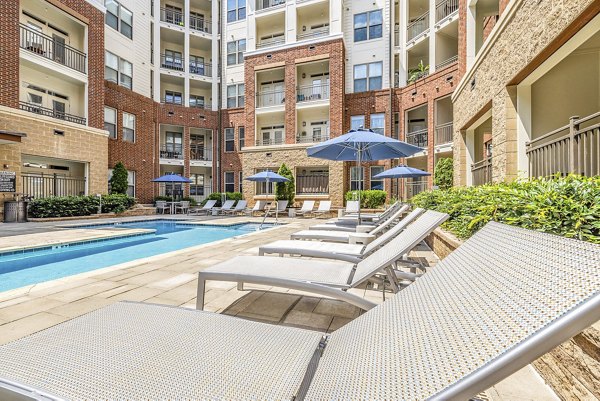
top-left (244, 33), bottom-right (343, 57)
top-left (85, 0), bottom-right (106, 13)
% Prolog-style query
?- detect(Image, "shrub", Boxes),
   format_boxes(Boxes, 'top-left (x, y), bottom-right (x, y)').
top-left (109, 162), bottom-right (129, 194)
top-left (345, 190), bottom-right (387, 209)
top-left (28, 194), bottom-right (136, 218)
top-left (411, 175), bottom-right (600, 243)
top-left (434, 158), bottom-right (453, 190)
top-left (275, 163), bottom-right (295, 206)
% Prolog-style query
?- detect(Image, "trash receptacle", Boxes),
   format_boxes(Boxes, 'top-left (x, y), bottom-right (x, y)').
top-left (3, 201), bottom-right (28, 223)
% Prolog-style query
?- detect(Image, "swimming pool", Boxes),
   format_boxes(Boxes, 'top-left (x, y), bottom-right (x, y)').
top-left (0, 221), bottom-right (275, 293)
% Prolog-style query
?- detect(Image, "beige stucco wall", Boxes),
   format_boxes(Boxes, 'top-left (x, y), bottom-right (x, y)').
top-left (452, 0), bottom-right (597, 186)
top-left (241, 145), bottom-right (345, 208)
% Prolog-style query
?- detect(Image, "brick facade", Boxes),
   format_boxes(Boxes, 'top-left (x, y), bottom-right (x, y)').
top-left (0, 1), bottom-right (19, 109)
top-left (221, 108), bottom-right (245, 194)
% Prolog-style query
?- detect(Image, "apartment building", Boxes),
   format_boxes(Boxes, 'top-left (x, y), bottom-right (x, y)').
top-left (453, 0), bottom-right (600, 186)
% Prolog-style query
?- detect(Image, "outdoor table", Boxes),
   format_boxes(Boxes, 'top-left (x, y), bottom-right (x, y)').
top-left (167, 201), bottom-right (181, 214)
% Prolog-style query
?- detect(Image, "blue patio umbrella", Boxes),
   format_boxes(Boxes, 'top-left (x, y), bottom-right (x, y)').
top-left (152, 173), bottom-right (192, 202)
top-left (372, 165), bottom-right (431, 201)
top-left (307, 128), bottom-right (423, 220)
top-left (245, 171), bottom-right (290, 223)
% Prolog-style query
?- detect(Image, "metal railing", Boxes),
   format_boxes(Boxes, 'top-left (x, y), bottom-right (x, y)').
top-left (190, 16), bottom-right (211, 34)
top-left (256, 89), bottom-right (285, 107)
top-left (407, 69), bottom-right (429, 83)
top-left (19, 102), bottom-right (86, 125)
top-left (436, 0), bottom-right (459, 22)
top-left (160, 7), bottom-right (184, 26)
top-left (297, 83), bottom-right (329, 103)
top-left (190, 145), bottom-right (212, 161)
top-left (406, 129), bottom-right (428, 148)
top-left (256, 35), bottom-right (285, 49)
top-left (436, 55), bottom-right (458, 70)
top-left (20, 24), bottom-right (86, 73)
top-left (162, 97), bottom-right (183, 105)
top-left (394, 27), bottom-right (400, 46)
top-left (435, 122), bottom-right (453, 146)
top-left (296, 175), bottom-right (329, 194)
top-left (189, 101), bottom-right (211, 109)
top-left (472, 157), bottom-right (492, 185)
top-left (160, 144), bottom-right (184, 159)
top-left (161, 54), bottom-right (184, 71)
top-left (22, 173), bottom-right (86, 198)
top-left (255, 136), bottom-right (285, 146)
top-left (189, 62), bottom-right (212, 77)
top-left (406, 178), bottom-right (428, 199)
top-left (526, 112), bottom-right (600, 178)
top-left (190, 185), bottom-right (213, 200)
top-left (296, 131), bottom-right (330, 144)
top-left (297, 26), bottom-right (329, 41)
top-left (256, 0), bottom-right (286, 11)
top-left (407, 11), bottom-right (429, 42)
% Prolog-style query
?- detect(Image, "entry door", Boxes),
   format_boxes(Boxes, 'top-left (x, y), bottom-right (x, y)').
top-left (53, 34), bottom-right (66, 64)
top-left (273, 81), bottom-right (284, 104)
top-left (274, 127), bottom-right (284, 144)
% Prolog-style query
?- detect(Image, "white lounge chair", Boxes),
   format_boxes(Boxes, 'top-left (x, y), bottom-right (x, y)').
top-left (155, 200), bottom-right (169, 214)
top-left (247, 200), bottom-right (267, 216)
top-left (312, 200), bottom-right (332, 218)
top-left (259, 208), bottom-right (425, 263)
top-left (335, 201), bottom-right (401, 225)
top-left (197, 210), bottom-right (449, 310)
top-left (216, 200), bottom-right (236, 215)
top-left (222, 200), bottom-right (247, 216)
top-left (0, 222), bottom-right (598, 400)
top-left (191, 199), bottom-right (217, 215)
top-left (309, 204), bottom-right (409, 232)
top-left (295, 200), bottom-right (315, 217)
top-left (343, 200), bottom-right (360, 215)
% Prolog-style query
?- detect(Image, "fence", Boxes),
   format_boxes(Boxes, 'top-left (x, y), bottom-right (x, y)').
top-left (435, 122), bottom-right (453, 146)
top-left (22, 173), bottom-right (86, 198)
top-left (20, 24), bottom-right (86, 73)
top-left (296, 175), bottom-right (329, 194)
top-left (471, 157), bottom-right (492, 185)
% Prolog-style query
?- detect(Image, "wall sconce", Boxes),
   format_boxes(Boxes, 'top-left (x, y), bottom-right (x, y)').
top-left (302, 26), bottom-right (306, 31)
top-left (302, 73), bottom-right (306, 79)
top-left (302, 121), bottom-right (306, 127)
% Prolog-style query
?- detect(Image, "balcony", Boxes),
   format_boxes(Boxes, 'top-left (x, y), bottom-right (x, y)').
top-left (436, 0), bottom-right (459, 23)
top-left (189, 62), bottom-right (212, 77)
top-left (161, 54), bottom-right (184, 71)
top-left (20, 24), bottom-right (86, 74)
top-left (190, 145), bottom-right (212, 161)
top-left (19, 101), bottom-right (86, 125)
top-left (256, 0), bottom-right (286, 12)
top-left (160, 144), bottom-right (184, 159)
top-left (256, 34), bottom-right (285, 49)
top-left (160, 7), bottom-right (184, 26)
top-left (435, 122), bottom-right (453, 146)
top-left (297, 26), bottom-right (329, 41)
top-left (436, 55), bottom-right (458, 70)
top-left (190, 16), bottom-right (211, 34)
top-left (406, 129), bottom-right (428, 148)
top-left (297, 83), bottom-right (329, 103)
top-left (189, 100), bottom-right (211, 109)
top-left (296, 175), bottom-right (329, 195)
top-left (255, 136), bottom-right (285, 146)
top-left (296, 131), bottom-right (329, 144)
top-left (471, 157), bottom-right (492, 186)
top-left (407, 11), bottom-right (430, 42)
top-left (256, 89), bottom-right (285, 108)
top-left (162, 97), bottom-right (183, 105)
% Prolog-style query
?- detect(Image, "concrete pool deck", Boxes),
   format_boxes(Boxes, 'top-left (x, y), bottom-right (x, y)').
top-left (0, 215), bottom-right (558, 400)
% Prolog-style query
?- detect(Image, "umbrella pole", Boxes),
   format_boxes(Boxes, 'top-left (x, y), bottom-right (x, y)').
top-left (357, 148), bottom-right (362, 223)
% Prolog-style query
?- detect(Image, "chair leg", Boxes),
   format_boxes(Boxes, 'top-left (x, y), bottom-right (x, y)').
top-left (196, 277), bottom-right (206, 310)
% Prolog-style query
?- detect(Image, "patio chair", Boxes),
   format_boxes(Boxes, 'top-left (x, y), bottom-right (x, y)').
top-left (335, 201), bottom-right (401, 225)
top-left (174, 201), bottom-right (190, 215)
top-left (215, 200), bottom-right (236, 215)
top-left (0, 222), bottom-right (598, 400)
top-left (308, 204), bottom-right (408, 232)
top-left (343, 200), bottom-right (360, 215)
top-left (155, 200), bottom-right (169, 214)
top-left (198, 210), bottom-right (449, 311)
top-left (247, 200), bottom-right (267, 216)
top-left (312, 200), bottom-right (332, 218)
top-left (223, 200), bottom-right (247, 216)
top-left (191, 199), bottom-right (217, 215)
top-left (295, 200), bottom-right (315, 217)
top-left (258, 208), bottom-right (425, 263)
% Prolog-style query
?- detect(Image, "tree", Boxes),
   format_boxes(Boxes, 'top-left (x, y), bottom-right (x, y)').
top-left (109, 162), bottom-right (129, 194)
top-left (275, 163), bottom-right (295, 205)
top-left (434, 158), bottom-right (453, 190)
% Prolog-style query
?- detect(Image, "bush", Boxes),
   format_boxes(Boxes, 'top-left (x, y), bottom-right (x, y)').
top-left (345, 190), bottom-right (387, 209)
top-left (109, 162), bottom-right (129, 194)
top-left (200, 192), bottom-right (243, 207)
top-left (275, 163), bottom-right (295, 206)
top-left (28, 194), bottom-right (136, 218)
top-left (411, 175), bottom-right (600, 243)
top-left (434, 158), bottom-right (453, 190)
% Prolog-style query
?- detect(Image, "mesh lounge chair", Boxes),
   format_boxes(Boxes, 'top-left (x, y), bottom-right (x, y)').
top-left (0, 223), bottom-right (598, 400)
top-left (191, 199), bottom-right (217, 215)
top-left (222, 200), bottom-right (247, 216)
top-left (197, 210), bottom-right (449, 311)
top-left (309, 205), bottom-right (409, 232)
top-left (259, 208), bottom-right (425, 263)
top-left (334, 201), bottom-right (401, 225)
top-left (295, 200), bottom-right (315, 217)
top-left (343, 200), bottom-right (360, 215)
top-left (215, 200), bottom-right (236, 215)
top-left (248, 200), bottom-right (267, 216)
top-left (312, 201), bottom-right (332, 218)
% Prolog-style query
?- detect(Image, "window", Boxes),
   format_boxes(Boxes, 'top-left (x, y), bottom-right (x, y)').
top-left (105, 0), bottom-right (133, 39)
top-left (165, 90), bottom-right (182, 105)
top-left (122, 112), bottom-right (135, 142)
top-left (190, 55), bottom-right (205, 75)
top-left (108, 169), bottom-right (135, 196)
top-left (224, 128), bottom-right (235, 152)
top-left (351, 115), bottom-right (365, 131)
top-left (350, 166), bottom-right (364, 191)
top-left (189, 95), bottom-right (205, 108)
top-left (164, 4), bottom-right (183, 25)
top-left (370, 166), bottom-right (384, 190)
top-left (227, 39), bottom-right (245, 65)
top-left (190, 174), bottom-right (205, 197)
top-left (224, 171), bottom-right (235, 193)
top-left (227, 84), bottom-right (244, 108)
top-left (353, 62), bottom-right (382, 93)
top-left (354, 10), bottom-right (383, 42)
top-left (238, 126), bottom-right (245, 149)
top-left (370, 113), bottom-right (385, 135)
top-left (106, 51), bottom-right (133, 89)
top-left (239, 171), bottom-right (243, 193)
top-left (119, 59), bottom-right (133, 89)
top-left (104, 107), bottom-right (117, 139)
top-left (227, 0), bottom-right (246, 23)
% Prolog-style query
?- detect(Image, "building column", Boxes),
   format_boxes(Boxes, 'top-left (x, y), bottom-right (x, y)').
top-left (211, 0), bottom-right (219, 111)
top-left (284, 61), bottom-right (297, 144)
top-left (491, 86), bottom-right (518, 182)
top-left (183, 126), bottom-right (191, 195)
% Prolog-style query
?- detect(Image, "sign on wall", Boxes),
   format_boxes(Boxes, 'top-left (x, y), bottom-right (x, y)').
top-left (0, 171), bottom-right (16, 192)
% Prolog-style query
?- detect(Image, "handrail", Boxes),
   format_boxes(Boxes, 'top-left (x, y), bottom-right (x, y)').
top-left (190, 15), bottom-right (211, 33)
top-left (19, 24), bottom-right (86, 73)
top-left (297, 83), bottom-right (329, 102)
top-left (160, 7), bottom-right (184, 26)
top-left (436, 55), bottom-right (458, 70)
top-left (407, 11), bottom-right (429, 42)
top-left (19, 102), bottom-right (86, 125)
top-left (435, 0), bottom-right (459, 22)
top-left (256, 35), bottom-right (285, 49)
top-left (256, 0), bottom-right (286, 11)
top-left (160, 54), bottom-right (184, 71)
top-left (189, 61), bottom-right (212, 77)
top-left (297, 26), bottom-right (329, 41)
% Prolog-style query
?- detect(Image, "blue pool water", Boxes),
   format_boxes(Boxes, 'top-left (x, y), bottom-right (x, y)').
top-left (0, 221), bottom-right (274, 292)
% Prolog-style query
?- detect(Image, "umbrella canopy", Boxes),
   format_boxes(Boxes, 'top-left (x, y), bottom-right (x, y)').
top-left (244, 171), bottom-right (290, 183)
top-left (372, 165), bottom-right (431, 179)
top-left (152, 173), bottom-right (192, 183)
top-left (306, 129), bottom-right (423, 161)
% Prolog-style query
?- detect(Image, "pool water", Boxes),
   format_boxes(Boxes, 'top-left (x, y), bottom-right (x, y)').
top-left (0, 221), bottom-right (274, 293)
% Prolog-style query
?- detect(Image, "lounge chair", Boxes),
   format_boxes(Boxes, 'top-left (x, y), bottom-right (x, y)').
top-left (295, 200), bottom-right (315, 217)
top-left (275, 200), bottom-right (288, 213)
top-left (309, 204), bottom-right (408, 232)
top-left (223, 200), bottom-right (247, 216)
top-left (343, 200), bottom-right (360, 215)
top-left (259, 208), bottom-right (425, 263)
top-left (0, 222), bottom-right (598, 400)
top-left (312, 200), bottom-right (332, 218)
top-left (198, 210), bottom-right (449, 310)
top-left (335, 201), bottom-right (401, 225)
top-left (191, 199), bottom-right (217, 215)
top-left (155, 200), bottom-right (169, 214)
top-left (174, 201), bottom-right (190, 215)
top-left (247, 200), bottom-right (267, 216)
top-left (215, 200), bottom-right (236, 215)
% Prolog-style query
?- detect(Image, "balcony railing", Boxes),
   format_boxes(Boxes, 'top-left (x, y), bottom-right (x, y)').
top-left (407, 11), bottom-right (429, 42)
top-left (406, 178), bottom-right (428, 199)
top-left (190, 145), bottom-right (212, 161)
top-left (256, 136), bottom-right (285, 146)
top-left (162, 97), bottom-right (183, 105)
top-left (526, 112), bottom-right (600, 178)
top-left (160, 7), bottom-right (184, 26)
top-left (189, 100), bottom-right (211, 109)
top-left (296, 83), bottom-right (329, 103)
top-left (19, 102), bottom-right (86, 125)
top-left (406, 129), bottom-right (428, 148)
top-left (296, 131), bottom-right (330, 144)
top-left (436, 0), bottom-right (459, 22)
top-left (256, 0), bottom-right (286, 12)
top-left (160, 144), bottom-right (184, 159)
top-left (394, 26), bottom-right (400, 46)
top-left (435, 122), bottom-right (453, 146)
top-left (296, 175), bottom-right (329, 195)
top-left (297, 26), bottom-right (330, 41)
top-left (436, 55), bottom-right (458, 70)
top-left (256, 89), bottom-right (285, 108)
top-left (161, 54), bottom-right (184, 71)
top-left (22, 173), bottom-right (86, 198)
top-left (407, 68), bottom-right (429, 83)
top-left (256, 35), bottom-right (285, 49)
top-left (190, 16), bottom-right (211, 34)
top-left (19, 24), bottom-right (86, 73)
top-left (189, 62), bottom-right (212, 77)
top-left (472, 157), bottom-right (492, 186)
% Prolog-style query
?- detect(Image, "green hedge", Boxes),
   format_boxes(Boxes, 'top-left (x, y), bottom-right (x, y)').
top-left (28, 194), bottom-right (136, 218)
top-left (200, 192), bottom-right (243, 207)
top-left (411, 175), bottom-right (600, 243)
top-left (345, 190), bottom-right (387, 209)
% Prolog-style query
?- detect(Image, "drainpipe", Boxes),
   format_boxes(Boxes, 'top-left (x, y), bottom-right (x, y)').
top-left (389, 0), bottom-right (396, 197)
top-left (216, 8), bottom-right (223, 194)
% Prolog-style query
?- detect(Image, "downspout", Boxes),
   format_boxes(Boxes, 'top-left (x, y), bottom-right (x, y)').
top-left (389, 0), bottom-right (396, 198)
top-left (216, 7), bottom-right (223, 194)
